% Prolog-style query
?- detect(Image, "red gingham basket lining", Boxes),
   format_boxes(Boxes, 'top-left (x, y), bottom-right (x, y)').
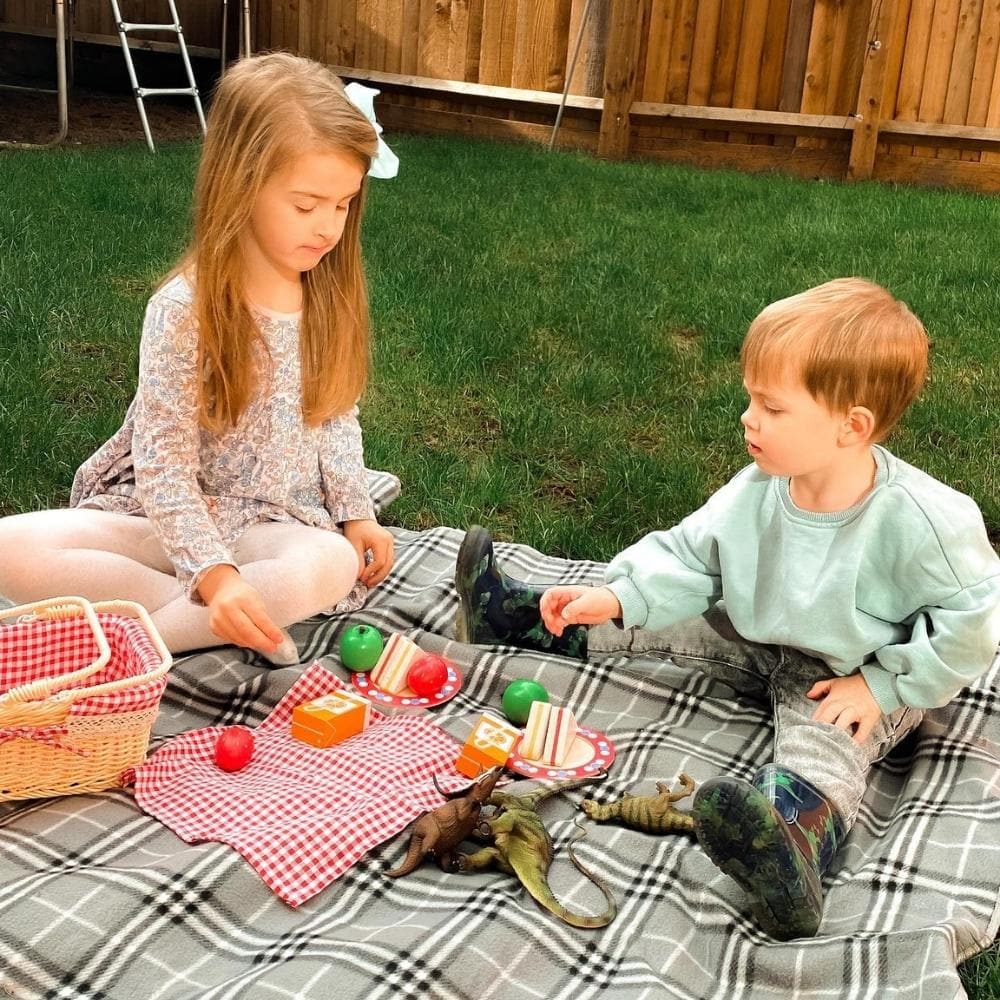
top-left (0, 613), bottom-right (167, 717)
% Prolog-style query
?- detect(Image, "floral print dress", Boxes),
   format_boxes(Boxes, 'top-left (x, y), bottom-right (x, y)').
top-left (71, 275), bottom-right (375, 611)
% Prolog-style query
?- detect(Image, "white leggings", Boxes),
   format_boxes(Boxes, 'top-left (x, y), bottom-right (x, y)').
top-left (0, 508), bottom-right (359, 655)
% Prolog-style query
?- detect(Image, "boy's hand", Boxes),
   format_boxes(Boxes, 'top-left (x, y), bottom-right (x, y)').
top-left (198, 564), bottom-right (285, 654)
top-left (806, 673), bottom-right (882, 745)
top-left (343, 518), bottom-right (394, 587)
top-left (540, 585), bottom-right (622, 636)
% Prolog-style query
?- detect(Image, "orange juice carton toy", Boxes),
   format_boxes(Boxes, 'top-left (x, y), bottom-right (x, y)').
top-left (291, 690), bottom-right (372, 748)
top-left (456, 713), bottom-right (520, 779)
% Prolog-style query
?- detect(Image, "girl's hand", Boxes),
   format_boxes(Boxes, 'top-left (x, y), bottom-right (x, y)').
top-left (343, 518), bottom-right (395, 587)
top-left (807, 673), bottom-right (883, 745)
top-left (540, 585), bottom-right (622, 636)
top-left (198, 564), bottom-right (285, 654)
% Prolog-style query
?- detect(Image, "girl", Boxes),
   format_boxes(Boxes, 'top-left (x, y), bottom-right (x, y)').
top-left (0, 53), bottom-right (399, 663)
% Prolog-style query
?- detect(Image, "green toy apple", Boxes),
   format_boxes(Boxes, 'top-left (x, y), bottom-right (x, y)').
top-left (339, 623), bottom-right (384, 672)
top-left (501, 678), bottom-right (550, 725)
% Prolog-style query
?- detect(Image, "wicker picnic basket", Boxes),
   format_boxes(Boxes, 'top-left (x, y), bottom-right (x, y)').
top-left (0, 596), bottom-right (172, 801)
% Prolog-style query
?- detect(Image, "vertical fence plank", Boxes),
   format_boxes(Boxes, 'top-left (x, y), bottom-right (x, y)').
top-left (354, 0), bottom-right (374, 70)
top-left (642, 0), bottom-right (678, 101)
top-left (568, 0), bottom-right (610, 97)
top-left (967, 0), bottom-right (1000, 127)
top-left (917, 0), bottom-right (961, 157)
top-left (447, 0), bottom-right (470, 81)
top-left (757, 0), bottom-right (792, 108)
top-left (328, 0), bottom-right (357, 67)
top-left (831, 2), bottom-right (871, 115)
top-left (944, 0), bottom-right (983, 160)
top-left (512, 0), bottom-right (572, 92)
top-left (465, 0), bottom-right (485, 83)
top-left (479, 0), bottom-right (517, 85)
top-left (710, 0), bottom-right (744, 107)
top-left (599, 0), bottom-right (651, 157)
top-left (688, 0), bottom-right (722, 105)
top-left (983, 34), bottom-right (1000, 162)
top-left (779, 0), bottom-right (813, 112)
top-left (667, 0), bottom-right (698, 102)
top-left (895, 0), bottom-right (933, 157)
top-left (399, 0), bottom-right (421, 73)
top-left (730, 0), bottom-right (768, 144)
top-left (755, 0), bottom-right (792, 145)
top-left (848, 0), bottom-right (899, 180)
top-left (734, 0), bottom-right (769, 106)
top-left (383, 0), bottom-right (404, 72)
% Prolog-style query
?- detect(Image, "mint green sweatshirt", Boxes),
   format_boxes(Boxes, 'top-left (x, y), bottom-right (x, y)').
top-left (604, 446), bottom-right (1000, 714)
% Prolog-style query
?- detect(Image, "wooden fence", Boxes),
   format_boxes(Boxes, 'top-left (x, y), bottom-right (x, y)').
top-left (4, 0), bottom-right (1000, 192)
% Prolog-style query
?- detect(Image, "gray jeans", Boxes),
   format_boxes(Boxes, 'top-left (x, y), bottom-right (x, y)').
top-left (589, 604), bottom-right (923, 826)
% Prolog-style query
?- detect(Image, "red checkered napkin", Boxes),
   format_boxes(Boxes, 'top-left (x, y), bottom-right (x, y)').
top-left (124, 662), bottom-right (467, 906)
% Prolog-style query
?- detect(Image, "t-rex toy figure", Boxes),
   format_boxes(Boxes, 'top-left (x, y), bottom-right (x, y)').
top-left (385, 767), bottom-right (503, 878)
top-left (580, 773), bottom-right (697, 835)
top-left (457, 775), bottom-right (617, 928)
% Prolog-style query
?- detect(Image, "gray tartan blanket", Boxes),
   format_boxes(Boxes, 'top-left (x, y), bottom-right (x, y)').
top-left (1, 481), bottom-right (998, 999)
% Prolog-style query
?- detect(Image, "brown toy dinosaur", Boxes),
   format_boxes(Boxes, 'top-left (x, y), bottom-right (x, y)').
top-left (580, 773), bottom-right (697, 835)
top-left (385, 767), bottom-right (503, 878)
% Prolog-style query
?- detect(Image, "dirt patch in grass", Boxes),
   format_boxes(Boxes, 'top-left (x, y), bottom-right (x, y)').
top-left (0, 87), bottom-right (204, 147)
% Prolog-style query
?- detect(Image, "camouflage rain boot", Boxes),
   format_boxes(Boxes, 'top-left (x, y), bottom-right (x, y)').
top-left (691, 763), bottom-right (845, 940)
top-left (455, 525), bottom-right (588, 659)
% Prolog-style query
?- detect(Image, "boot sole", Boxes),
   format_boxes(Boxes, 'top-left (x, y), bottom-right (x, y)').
top-left (455, 525), bottom-right (492, 645)
top-left (693, 777), bottom-right (823, 940)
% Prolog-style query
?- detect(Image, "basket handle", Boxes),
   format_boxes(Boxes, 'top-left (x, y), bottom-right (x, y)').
top-left (0, 597), bottom-right (112, 718)
top-left (53, 600), bottom-right (173, 702)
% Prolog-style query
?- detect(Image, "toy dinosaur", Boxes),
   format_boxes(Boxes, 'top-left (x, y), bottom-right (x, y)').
top-left (458, 775), bottom-right (617, 928)
top-left (385, 767), bottom-right (503, 878)
top-left (580, 773), bottom-right (697, 835)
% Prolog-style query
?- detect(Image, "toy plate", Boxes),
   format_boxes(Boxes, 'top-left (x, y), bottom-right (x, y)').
top-left (351, 663), bottom-right (463, 709)
top-left (507, 727), bottom-right (616, 779)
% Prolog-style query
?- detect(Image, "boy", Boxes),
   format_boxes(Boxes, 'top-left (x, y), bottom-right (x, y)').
top-left (455, 278), bottom-right (1000, 940)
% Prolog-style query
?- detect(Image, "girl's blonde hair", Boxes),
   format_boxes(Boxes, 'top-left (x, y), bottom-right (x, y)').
top-left (170, 52), bottom-right (379, 430)
top-left (741, 278), bottom-right (929, 441)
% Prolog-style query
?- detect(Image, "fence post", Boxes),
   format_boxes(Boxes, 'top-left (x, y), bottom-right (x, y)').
top-left (598, 0), bottom-right (651, 159)
top-left (847, 0), bottom-right (899, 182)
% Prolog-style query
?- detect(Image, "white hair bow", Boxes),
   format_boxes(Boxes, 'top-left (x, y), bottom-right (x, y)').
top-left (344, 82), bottom-right (400, 179)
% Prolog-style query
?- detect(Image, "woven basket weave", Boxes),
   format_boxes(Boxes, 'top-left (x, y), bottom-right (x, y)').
top-left (0, 596), bottom-right (172, 800)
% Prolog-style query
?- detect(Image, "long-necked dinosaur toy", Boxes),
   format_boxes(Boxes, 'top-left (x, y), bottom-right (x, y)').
top-left (458, 775), bottom-right (617, 929)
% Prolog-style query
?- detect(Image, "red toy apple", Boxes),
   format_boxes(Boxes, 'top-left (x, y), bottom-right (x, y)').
top-left (214, 726), bottom-right (255, 772)
top-left (407, 653), bottom-right (450, 697)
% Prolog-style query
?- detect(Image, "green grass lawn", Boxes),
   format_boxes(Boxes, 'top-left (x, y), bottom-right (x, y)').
top-left (1, 134), bottom-right (998, 992)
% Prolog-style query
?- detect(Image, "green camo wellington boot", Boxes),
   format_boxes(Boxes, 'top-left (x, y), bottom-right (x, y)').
top-left (455, 525), bottom-right (588, 659)
top-left (691, 763), bottom-right (845, 940)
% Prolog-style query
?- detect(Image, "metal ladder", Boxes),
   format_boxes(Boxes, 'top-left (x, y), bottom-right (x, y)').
top-left (110, 0), bottom-right (207, 152)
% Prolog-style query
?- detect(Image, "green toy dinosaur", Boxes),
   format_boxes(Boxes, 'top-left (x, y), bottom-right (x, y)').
top-left (580, 773), bottom-right (697, 835)
top-left (458, 775), bottom-right (617, 929)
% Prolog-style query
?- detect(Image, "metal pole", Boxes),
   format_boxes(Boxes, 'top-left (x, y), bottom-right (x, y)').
top-left (549, 0), bottom-right (595, 151)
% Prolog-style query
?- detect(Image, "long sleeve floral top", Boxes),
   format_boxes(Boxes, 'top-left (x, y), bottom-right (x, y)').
top-left (70, 275), bottom-right (377, 608)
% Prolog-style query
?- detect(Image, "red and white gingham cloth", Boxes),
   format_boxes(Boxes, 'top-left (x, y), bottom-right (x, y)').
top-left (0, 612), bottom-right (167, 718)
top-left (123, 662), bottom-right (469, 906)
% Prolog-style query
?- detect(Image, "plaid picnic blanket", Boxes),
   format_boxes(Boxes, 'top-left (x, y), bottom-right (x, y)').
top-left (1, 483), bottom-right (998, 999)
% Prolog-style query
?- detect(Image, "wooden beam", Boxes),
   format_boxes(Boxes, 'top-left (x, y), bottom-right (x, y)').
top-left (848, 0), bottom-right (900, 181)
top-left (325, 63), bottom-right (603, 111)
top-left (0, 22), bottom-right (220, 59)
top-left (878, 118), bottom-right (1000, 150)
top-left (873, 149), bottom-right (1000, 191)
top-left (630, 101), bottom-right (855, 137)
top-left (598, 0), bottom-right (651, 158)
